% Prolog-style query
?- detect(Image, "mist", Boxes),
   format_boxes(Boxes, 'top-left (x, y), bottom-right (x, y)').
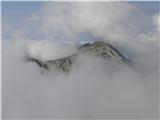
top-left (2, 2), bottom-right (159, 119)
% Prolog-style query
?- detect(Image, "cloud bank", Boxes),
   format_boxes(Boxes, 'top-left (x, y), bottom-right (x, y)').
top-left (2, 2), bottom-right (159, 119)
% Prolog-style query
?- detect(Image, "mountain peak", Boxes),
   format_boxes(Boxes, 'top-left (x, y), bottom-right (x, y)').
top-left (25, 41), bottom-right (131, 73)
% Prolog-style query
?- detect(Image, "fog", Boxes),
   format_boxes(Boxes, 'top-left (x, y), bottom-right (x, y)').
top-left (2, 2), bottom-right (159, 119)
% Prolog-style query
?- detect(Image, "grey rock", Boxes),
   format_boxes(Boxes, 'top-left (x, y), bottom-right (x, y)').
top-left (25, 41), bottom-right (130, 73)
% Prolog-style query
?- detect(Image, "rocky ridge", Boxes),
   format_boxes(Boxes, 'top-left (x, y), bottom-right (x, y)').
top-left (25, 41), bottom-right (130, 73)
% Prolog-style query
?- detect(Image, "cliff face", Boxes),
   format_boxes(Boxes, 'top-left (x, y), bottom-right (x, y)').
top-left (26, 41), bottom-right (130, 73)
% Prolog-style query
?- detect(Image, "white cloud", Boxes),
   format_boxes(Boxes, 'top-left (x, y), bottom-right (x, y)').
top-left (28, 40), bottom-right (78, 61)
top-left (152, 13), bottom-right (160, 30)
top-left (31, 2), bottom-right (157, 44)
top-left (32, 2), bottom-right (135, 42)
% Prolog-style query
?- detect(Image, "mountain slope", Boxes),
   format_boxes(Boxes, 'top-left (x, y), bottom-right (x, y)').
top-left (25, 41), bottom-right (131, 72)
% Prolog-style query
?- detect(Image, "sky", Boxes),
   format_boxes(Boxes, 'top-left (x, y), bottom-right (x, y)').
top-left (2, 1), bottom-right (160, 41)
top-left (1, 1), bottom-right (160, 119)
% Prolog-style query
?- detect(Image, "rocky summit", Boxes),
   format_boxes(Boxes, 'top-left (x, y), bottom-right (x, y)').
top-left (25, 41), bottom-right (131, 73)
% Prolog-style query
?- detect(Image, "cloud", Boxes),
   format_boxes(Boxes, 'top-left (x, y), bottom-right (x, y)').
top-left (2, 2), bottom-right (159, 119)
top-left (152, 12), bottom-right (160, 30)
top-left (31, 2), bottom-right (157, 44)
top-left (31, 2), bottom-right (135, 42)
top-left (27, 40), bottom-right (78, 61)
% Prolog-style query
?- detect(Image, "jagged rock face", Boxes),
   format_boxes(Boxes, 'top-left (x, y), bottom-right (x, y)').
top-left (25, 41), bottom-right (130, 73)
top-left (54, 58), bottom-right (73, 72)
top-left (79, 41), bottom-right (130, 63)
top-left (79, 41), bottom-right (112, 58)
